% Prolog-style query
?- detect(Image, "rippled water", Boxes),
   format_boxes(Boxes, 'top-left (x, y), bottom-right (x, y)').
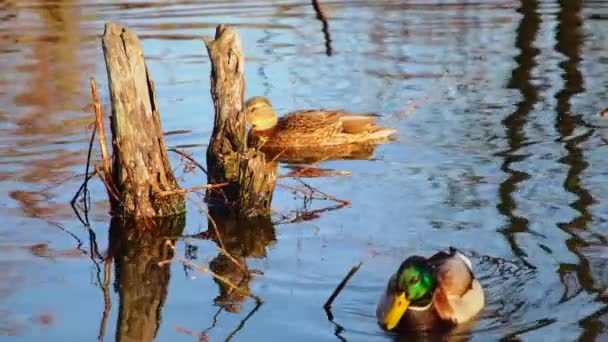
top-left (2, 0), bottom-right (608, 340)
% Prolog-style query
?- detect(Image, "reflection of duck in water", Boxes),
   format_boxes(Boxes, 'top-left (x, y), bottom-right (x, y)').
top-left (245, 97), bottom-right (396, 150)
top-left (377, 248), bottom-right (484, 333)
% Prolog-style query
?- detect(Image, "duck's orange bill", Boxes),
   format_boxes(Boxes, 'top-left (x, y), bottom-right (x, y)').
top-left (383, 292), bottom-right (410, 330)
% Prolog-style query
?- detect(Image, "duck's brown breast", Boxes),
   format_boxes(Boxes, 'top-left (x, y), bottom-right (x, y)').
top-left (397, 306), bottom-right (455, 333)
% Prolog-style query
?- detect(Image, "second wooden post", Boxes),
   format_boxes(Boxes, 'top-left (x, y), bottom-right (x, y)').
top-left (203, 25), bottom-right (276, 217)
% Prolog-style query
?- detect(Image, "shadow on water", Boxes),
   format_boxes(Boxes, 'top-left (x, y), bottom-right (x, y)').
top-left (260, 143), bottom-right (380, 164)
top-left (552, 0), bottom-right (607, 339)
top-left (98, 204), bottom-right (278, 342)
top-left (205, 209), bottom-right (276, 314)
top-left (497, 0), bottom-right (605, 338)
top-left (496, 0), bottom-right (539, 269)
top-left (106, 215), bottom-right (186, 342)
top-left (554, 0), bottom-right (595, 301)
top-left (195, 208), bottom-right (276, 340)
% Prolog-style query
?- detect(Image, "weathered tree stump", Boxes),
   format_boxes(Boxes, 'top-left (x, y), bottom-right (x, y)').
top-left (203, 25), bottom-right (277, 217)
top-left (102, 22), bottom-right (185, 218)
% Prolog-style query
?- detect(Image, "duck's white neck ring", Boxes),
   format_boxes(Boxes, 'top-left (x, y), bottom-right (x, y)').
top-left (409, 301), bottom-right (434, 311)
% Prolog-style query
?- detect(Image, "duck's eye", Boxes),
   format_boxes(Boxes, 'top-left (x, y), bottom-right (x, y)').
top-left (409, 275), bottom-right (421, 284)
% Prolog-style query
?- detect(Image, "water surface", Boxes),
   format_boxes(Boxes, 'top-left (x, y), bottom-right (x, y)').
top-left (2, 0), bottom-right (608, 340)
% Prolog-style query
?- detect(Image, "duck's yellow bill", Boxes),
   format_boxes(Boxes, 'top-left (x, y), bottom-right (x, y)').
top-left (383, 292), bottom-right (410, 330)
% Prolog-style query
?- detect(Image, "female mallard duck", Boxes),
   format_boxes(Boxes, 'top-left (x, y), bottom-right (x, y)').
top-left (376, 248), bottom-right (484, 332)
top-left (245, 96), bottom-right (396, 148)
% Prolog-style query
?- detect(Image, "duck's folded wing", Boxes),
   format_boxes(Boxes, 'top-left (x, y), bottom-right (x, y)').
top-left (278, 110), bottom-right (342, 135)
top-left (433, 279), bottom-right (484, 324)
top-left (431, 251), bottom-right (484, 324)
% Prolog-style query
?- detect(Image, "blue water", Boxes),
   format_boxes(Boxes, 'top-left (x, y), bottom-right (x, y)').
top-left (2, 0), bottom-right (608, 340)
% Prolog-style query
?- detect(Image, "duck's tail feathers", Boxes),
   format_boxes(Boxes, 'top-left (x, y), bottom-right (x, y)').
top-left (366, 128), bottom-right (397, 141)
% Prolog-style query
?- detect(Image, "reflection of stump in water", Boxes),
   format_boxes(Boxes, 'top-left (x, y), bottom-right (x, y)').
top-left (108, 215), bottom-right (185, 342)
top-left (208, 210), bottom-right (276, 313)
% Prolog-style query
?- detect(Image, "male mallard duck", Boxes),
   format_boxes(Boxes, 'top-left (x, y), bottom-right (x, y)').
top-left (245, 96), bottom-right (396, 148)
top-left (376, 248), bottom-right (484, 332)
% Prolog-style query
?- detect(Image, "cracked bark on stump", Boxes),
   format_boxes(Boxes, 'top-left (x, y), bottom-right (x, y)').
top-left (203, 25), bottom-right (276, 217)
top-left (102, 22), bottom-right (185, 218)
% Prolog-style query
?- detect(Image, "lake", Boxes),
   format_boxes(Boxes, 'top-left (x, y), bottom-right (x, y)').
top-left (2, 0), bottom-right (608, 341)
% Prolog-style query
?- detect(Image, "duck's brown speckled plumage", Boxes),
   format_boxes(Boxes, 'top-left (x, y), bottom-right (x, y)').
top-left (246, 97), bottom-right (396, 149)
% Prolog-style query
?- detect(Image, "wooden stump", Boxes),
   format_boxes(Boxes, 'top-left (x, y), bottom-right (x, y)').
top-left (102, 22), bottom-right (185, 218)
top-left (203, 25), bottom-right (277, 217)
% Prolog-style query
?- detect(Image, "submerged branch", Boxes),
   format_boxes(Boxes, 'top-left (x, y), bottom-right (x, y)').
top-left (158, 257), bottom-right (263, 304)
top-left (97, 258), bottom-right (113, 342)
top-left (70, 170), bottom-right (97, 226)
top-left (311, 0), bottom-right (333, 56)
top-left (225, 300), bottom-right (263, 341)
top-left (323, 262), bottom-right (362, 312)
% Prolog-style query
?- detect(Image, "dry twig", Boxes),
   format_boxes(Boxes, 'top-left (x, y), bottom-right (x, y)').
top-left (277, 182), bottom-right (350, 206)
top-left (90, 78), bottom-right (111, 177)
top-left (275, 202), bottom-right (349, 225)
top-left (95, 165), bottom-right (121, 205)
top-left (168, 148), bottom-right (208, 175)
top-left (155, 182), bottom-right (229, 198)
